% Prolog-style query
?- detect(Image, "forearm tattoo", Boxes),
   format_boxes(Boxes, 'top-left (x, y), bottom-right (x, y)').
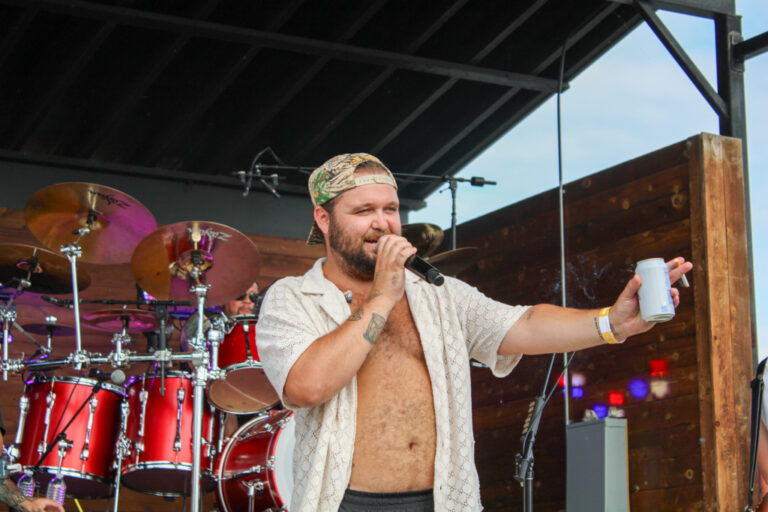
top-left (348, 307), bottom-right (363, 322)
top-left (0, 479), bottom-right (32, 509)
top-left (363, 313), bottom-right (385, 345)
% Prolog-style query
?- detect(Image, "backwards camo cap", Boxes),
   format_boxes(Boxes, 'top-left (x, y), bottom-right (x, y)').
top-left (307, 153), bottom-right (398, 245)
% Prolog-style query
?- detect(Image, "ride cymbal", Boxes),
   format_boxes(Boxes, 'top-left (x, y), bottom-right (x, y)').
top-left (401, 223), bottom-right (444, 258)
top-left (25, 182), bottom-right (158, 264)
top-left (0, 243), bottom-right (91, 294)
top-left (131, 221), bottom-right (260, 305)
top-left (427, 247), bottom-right (480, 276)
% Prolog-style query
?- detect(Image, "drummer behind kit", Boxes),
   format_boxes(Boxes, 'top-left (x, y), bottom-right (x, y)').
top-left (0, 183), bottom-right (294, 512)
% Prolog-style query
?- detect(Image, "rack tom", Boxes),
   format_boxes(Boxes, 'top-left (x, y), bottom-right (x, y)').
top-left (122, 371), bottom-right (219, 496)
top-left (208, 315), bottom-right (279, 414)
top-left (12, 376), bottom-right (125, 498)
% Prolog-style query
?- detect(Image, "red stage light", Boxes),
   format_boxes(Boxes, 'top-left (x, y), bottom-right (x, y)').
top-left (557, 374), bottom-right (566, 387)
top-left (608, 390), bottom-right (625, 406)
top-left (649, 359), bottom-right (668, 377)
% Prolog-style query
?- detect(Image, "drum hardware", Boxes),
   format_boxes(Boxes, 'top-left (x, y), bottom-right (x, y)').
top-left (174, 387), bottom-right (186, 452)
top-left (244, 479), bottom-right (265, 512)
top-left (111, 399), bottom-right (131, 512)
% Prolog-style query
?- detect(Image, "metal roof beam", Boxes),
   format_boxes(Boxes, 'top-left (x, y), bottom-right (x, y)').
top-left (76, 0), bottom-right (221, 158)
top-left (635, 0), bottom-right (729, 118)
top-left (142, 0), bottom-right (306, 165)
top-left (370, 0), bottom-right (550, 157)
top-left (607, 0), bottom-right (735, 18)
top-left (733, 30), bottom-right (768, 62)
top-left (205, 0), bottom-right (390, 174)
top-left (3, 0), bottom-right (562, 91)
top-left (407, 3), bottom-right (622, 181)
top-left (292, 0), bottom-right (474, 163)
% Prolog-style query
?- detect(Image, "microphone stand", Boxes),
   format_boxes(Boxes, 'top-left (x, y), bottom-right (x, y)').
top-left (514, 352), bottom-right (576, 511)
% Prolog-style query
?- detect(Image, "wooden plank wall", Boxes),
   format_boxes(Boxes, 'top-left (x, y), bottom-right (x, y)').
top-left (0, 206), bottom-right (322, 512)
top-left (456, 134), bottom-right (752, 511)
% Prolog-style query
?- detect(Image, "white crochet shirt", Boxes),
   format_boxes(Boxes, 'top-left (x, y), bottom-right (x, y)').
top-left (255, 259), bottom-right (529, 511)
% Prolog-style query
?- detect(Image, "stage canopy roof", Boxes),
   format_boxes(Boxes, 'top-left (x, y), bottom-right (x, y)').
top-left (0, 0), bottom-right (740, 206)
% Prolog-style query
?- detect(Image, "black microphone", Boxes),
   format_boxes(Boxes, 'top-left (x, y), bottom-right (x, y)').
top-left (406, 256), bottom-right (445, 286)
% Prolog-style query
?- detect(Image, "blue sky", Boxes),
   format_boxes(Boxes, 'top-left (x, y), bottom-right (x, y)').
top-left (409, 2), bottom-right (768, 361)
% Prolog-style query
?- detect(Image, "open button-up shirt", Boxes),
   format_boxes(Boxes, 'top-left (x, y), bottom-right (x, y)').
top-left (256, 259), bottom-right (529, 511)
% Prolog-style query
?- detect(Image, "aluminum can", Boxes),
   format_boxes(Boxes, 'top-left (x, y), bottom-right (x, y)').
top-left (636, 258), bottom-right (675, 322)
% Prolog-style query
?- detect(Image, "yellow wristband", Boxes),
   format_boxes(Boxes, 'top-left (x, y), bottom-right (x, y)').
top-left (598, 307), bottom-right (625, 344)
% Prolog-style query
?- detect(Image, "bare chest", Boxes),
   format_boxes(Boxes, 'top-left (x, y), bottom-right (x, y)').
top-left (348, 294), bottom-right (437, 491)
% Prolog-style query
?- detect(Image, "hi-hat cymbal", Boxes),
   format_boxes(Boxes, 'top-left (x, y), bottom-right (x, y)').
top-left (131, 221), bottom-right (261, 305)
top-left (21, 323), bottom-right (76, 336)
top-left (427, 247), bottom-right (480, 276)
top-left (0, 243), bottom-right (91, 294)
top-left (25, 182), bottom-right (158, 264)
top-left (401, 223), bottom-right (444, 257)
top-left (82, 308), bottom-right (161, 333)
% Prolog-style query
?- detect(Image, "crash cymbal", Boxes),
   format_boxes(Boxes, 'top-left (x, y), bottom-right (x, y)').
top-left (25, 182), bottom-right (158, 264)
top-left (131, 221), bottom-right (261, 305)
top-left (82, 308), bottom-right (160, 333)
top-left (21, 323), bottom-right (76, 336)
top-left (401, 223), bottom-right (444, 258)
top-left (0, 243), bottom-right (91, 294)
top-left (427, 247), bottom-right (480, 276)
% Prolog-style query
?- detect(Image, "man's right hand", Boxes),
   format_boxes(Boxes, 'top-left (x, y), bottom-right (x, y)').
top-left (370, 234), bottom-right (417, 304)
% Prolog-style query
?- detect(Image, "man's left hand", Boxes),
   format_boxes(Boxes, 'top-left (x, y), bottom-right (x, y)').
top-left (610, 257), bottom-right (693, 340)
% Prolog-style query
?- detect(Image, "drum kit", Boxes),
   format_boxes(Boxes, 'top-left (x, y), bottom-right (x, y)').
top-left (0, 183), bottom-right (293, 512)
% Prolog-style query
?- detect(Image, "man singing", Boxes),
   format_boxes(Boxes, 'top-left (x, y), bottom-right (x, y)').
top-left (256, 153), bottom-right (692, 511)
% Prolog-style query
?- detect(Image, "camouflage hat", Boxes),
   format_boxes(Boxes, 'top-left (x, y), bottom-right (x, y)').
top-left (307, 153), bottom-right (397, 245)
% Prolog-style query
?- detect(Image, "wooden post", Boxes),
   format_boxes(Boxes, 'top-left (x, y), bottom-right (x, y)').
top-left (689, 133), bottom-right (753, 510)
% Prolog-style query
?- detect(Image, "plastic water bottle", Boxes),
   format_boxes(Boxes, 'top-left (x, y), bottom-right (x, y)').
top-left (45, 474), bottom-right (66, 505)
top-left (16, 470), bottom-right (35, 497)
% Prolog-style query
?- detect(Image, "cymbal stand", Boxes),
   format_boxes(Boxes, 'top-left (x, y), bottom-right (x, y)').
top-left (1, 257), bottom-right (38, 379)
top-left (108, 315), bottom-right (132, 368)
top-left (61, 220), bottom-right (94, 370)
top-left (112, 399), bottom-right (131, 512)
top-left (188, 281), bottom-right (212, 512)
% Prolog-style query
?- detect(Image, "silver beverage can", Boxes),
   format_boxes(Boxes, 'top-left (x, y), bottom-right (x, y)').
top-left (636, 258), bottom-right (675, 322)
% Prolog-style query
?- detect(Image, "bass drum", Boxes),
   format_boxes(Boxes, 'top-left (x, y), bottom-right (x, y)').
top-left (216, 409), bottom-right (294, 512)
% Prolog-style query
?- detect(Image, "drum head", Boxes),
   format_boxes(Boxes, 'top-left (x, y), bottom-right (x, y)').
top-left (207, 366), bottom-right (279, 414)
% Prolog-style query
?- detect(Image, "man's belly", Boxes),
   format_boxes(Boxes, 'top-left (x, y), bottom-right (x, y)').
top-left (350, 352), bottom-right (437, 492)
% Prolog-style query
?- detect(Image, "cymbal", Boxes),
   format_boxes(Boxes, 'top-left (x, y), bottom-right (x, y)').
top-left (0, 243), bottom-right (91, 294)
top-left (131, 221), bottom-right (261, 305)
top-left (21, 323), bottom-right (76, 336)
top-left (401, 223), bottom-right (444, 258)
top-left (427, 247), bottom-right (480, 276)
top-left (25, 182), bottom-right (158, 264)
top-left (82, 308), bottom-right (160, 333)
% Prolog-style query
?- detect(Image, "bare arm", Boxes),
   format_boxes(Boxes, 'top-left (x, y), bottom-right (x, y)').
top-left (499, 257), bottom-right (692, 355)
top-left (0, 438), bottom-right (65, 512)
top-left (284, 235), bottom-right (416, 407)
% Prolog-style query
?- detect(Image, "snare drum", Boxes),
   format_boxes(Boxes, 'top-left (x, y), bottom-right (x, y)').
top-left (216, 409), bottom-right (294, 512)
top-left (122, 371), bottom-right (219, 496)
top-left (208, 315), bottom-right (279, 414)
top-left (13, 376), bottom-right (125, 498)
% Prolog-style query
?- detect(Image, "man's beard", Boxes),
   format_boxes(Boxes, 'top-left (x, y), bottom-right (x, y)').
top-left (328, 215), bottom-right (381, 279)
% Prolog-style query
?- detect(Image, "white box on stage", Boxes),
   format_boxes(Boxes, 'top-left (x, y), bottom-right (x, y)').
top-left (566, 417), bottom-right (629, 512)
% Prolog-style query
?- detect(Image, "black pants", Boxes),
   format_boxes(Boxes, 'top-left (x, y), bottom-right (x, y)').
top-left (338, 489), bottom-right (434, 512)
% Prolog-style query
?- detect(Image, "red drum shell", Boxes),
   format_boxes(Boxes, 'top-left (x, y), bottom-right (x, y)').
top-left (208, 318), bottom-right (279, 414)
top-left (14, 376), bottom-right (125, 498)
top-left (215, 409), bottom-right (294, 512)
top-left (121, 371), bottom-right (218, 496)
